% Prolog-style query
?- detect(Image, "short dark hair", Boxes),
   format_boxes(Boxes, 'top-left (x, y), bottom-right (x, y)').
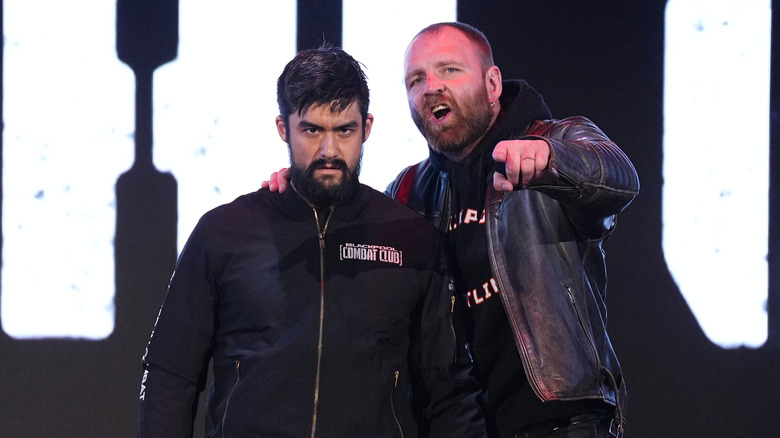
top-left (277, 44), bottom-right (370, 127)
top-left (414, 22), bottom-right (495, 71)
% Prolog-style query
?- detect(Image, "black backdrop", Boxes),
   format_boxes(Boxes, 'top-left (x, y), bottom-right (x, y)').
top-left (1, 1), bottom-right (778, 436)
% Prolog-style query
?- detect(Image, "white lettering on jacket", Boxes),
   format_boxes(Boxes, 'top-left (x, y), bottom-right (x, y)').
top-left (139, 369), bottom-right (148, 401)
top-left (340, 242), bottom-right (403, 267)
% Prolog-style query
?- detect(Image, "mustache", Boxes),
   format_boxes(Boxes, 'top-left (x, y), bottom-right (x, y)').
top-left (306, 158), bottom-right (348, 174)
top-left (423, 94), bottom-right (454, 108)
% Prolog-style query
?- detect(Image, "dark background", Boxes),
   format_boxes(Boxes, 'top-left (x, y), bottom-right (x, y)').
top-left (1, 1), bottom-right (778, 436)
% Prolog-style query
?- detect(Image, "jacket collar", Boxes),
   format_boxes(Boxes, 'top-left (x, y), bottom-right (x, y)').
top-left (273, 182), bottom-right (372, 222)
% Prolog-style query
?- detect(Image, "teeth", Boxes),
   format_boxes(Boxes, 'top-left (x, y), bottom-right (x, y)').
top-left (432, 104), bottom-right (450, 120)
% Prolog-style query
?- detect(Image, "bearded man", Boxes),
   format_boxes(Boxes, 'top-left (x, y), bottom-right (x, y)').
top-left (388, 22), bottom-right (639, 438)
top-left (137, 45), bottom-right (485, 438)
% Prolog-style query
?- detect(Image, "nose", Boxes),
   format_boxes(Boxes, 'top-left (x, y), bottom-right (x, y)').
top-left (424, 72), bottom-right (444, 95)
top-left (319, 132), bottom-right (337, 158)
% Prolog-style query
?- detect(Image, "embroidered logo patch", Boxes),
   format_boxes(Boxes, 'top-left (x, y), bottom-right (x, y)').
top-left (340, 242), bottom-right (403, 266)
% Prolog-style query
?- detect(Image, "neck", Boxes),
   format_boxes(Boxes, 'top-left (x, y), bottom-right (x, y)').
top-left (440, 143), bottom-right (480, 163)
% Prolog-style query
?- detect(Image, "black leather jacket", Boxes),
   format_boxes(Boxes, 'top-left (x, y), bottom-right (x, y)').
top-left (385, 81), bottom-right (639, 415)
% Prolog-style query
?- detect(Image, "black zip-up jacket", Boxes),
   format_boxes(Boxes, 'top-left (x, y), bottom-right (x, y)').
top-left (385, 81), bottom-right (639, 422)
top-left (138, 185), bottom-right (485, 438)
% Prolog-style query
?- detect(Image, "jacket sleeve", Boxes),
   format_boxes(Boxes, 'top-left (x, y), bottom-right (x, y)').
top-left (412, 236), bottom-right (486, 438)
top-left (138, 363), bottom-right (201, 438)
top-left (137, 216), bottom-right (218, 437)
top-left (523, 116), bottom-right (640, 237)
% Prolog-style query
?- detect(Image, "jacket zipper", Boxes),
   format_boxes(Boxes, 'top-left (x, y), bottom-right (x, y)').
top-left (449, 295), bottom-right (457, 363)
top-left (484, 199), bottom-right (547, 400)
top-left (551, 166), bottom-right (583, 197)
top-left (435, 174), bottom-right (451, 232)
top-left (564, 285), bottom-right (600, 363)
top-left (489, 268), bottom-right (545, 399)
top-left (310, 207), bottom-right (333, 438)
top-left (221, 360), bottom-right (241, 438)
top-left (390, 370), bottom-right (404, 438)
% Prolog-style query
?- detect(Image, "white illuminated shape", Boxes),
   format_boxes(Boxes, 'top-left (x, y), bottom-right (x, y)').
top-left (154, 1), bottom-right (296, 253)
top-left (342, 1), bottom-right (456, 190)
top-left (2, 1), bottom-right (135, 338)
top-left (663, 0), bottom-right (770, 348)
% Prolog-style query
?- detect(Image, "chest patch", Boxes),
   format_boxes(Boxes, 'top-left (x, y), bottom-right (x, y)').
top-left (339, 242), bottom-right (403, 267)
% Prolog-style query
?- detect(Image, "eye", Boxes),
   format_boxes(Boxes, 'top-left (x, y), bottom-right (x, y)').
top-left (303, 127), bottom-right (319, 134)
top-left (407, 77), bottom-right (424, 89)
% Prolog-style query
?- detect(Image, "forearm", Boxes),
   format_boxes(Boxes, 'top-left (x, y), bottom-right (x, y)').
top-left (525, 117), bottom-right (639, 220)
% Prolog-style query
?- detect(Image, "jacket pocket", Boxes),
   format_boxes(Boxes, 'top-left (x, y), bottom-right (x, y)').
top-left (220, 360), bottom-right (241, 438)
top-left (564, 285), bottom-right (599, 362)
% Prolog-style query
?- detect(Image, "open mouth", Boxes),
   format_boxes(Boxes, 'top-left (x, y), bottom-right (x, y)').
top-left (431, 104), bottom-right (451, 120)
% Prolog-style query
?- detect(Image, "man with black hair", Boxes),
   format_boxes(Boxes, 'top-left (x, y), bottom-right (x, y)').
top-left (137, 45), bottom-right (484, 438)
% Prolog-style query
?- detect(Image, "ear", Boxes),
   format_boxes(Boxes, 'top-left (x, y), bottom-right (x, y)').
top-left (275, 115), bottom-right (288, 142)
top-left (363, 113), bottom-right (374, 142)
top-left (486, 65), bottom-right (503, 104)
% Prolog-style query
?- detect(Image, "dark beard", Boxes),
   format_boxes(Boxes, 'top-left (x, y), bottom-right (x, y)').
top-left (411, 90), bottom-right (494, 155)
top-left (290, 157), bottom-right (360, 208)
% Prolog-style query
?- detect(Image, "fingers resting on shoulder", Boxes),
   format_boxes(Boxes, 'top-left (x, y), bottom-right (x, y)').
top-left (261, 167), bottom-right (291, 193)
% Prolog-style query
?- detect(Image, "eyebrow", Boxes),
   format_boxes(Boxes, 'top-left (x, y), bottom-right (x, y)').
top-left (298, 119), bottom-right (360, 130)
top-left (405, 58), bottom-right (468, 82)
